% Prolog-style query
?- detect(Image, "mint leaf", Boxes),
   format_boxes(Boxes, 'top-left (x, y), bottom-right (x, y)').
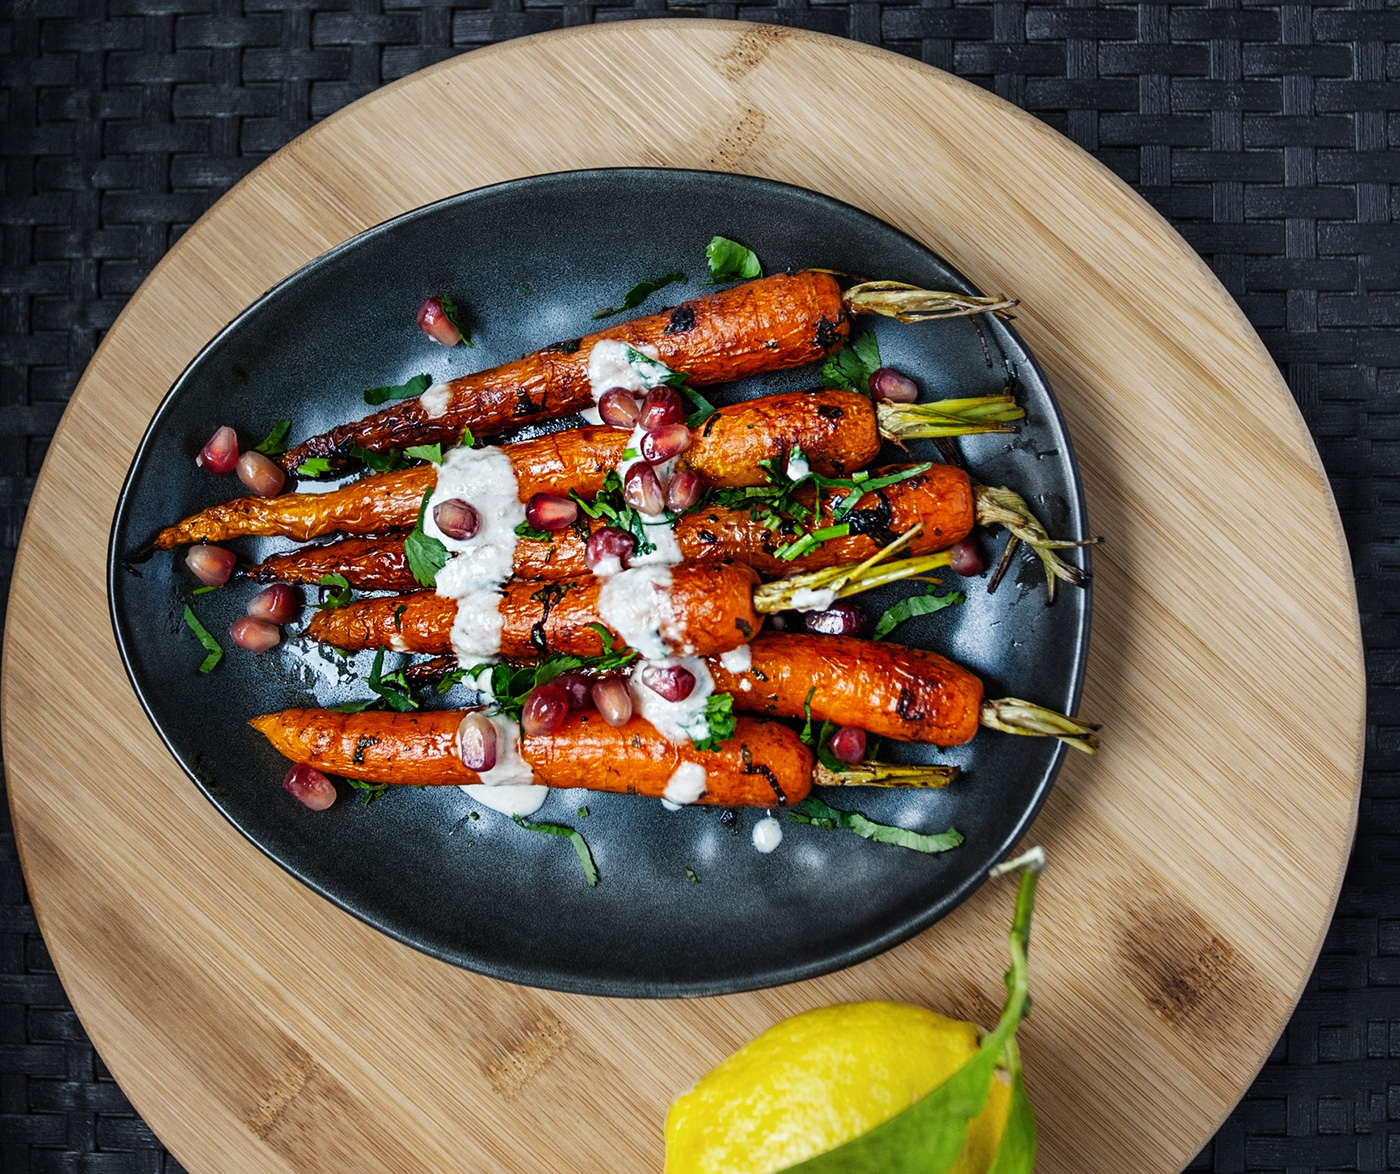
top-left (513, 817), bottom-right (599, 886)
top-left (295, 456), bottom-right (334, 477)
top-left (404, 488), bottom-right (449, 587)
top-left (253, 419), bottom-right (290, 457)
top-left (335, 648), bottom-right (418, 714)
top-left (592, 271), bottom-right (686, 319)
top-left (821, 331), bottom-right (882, 395)
top-left (873, 587), bottom-right (965, 640)
top-left (439, 295), bottom-right (473, 347)
top-left (706, 236), bottom-right (763, 282)
top-left (790, 796), bottom-right (964, 855)
top-left (363, 372), bottom-right (431, 406)
top-left (349, 445), bottom-right (402, 473)
top-left (690, 692), bottom-right (736, 752)
top-left (404, 443), bottom-right (444, 464)
top-left (315, 572), bottom-right (352, 609)
top-left (182, 605), bottom-right (223, 673)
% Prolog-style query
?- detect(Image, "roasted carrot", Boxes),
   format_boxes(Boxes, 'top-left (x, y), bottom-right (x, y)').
top-left (281, 271), bottom-right (850, 471)
top-left (304, 562), bottom-right (762, 659)
top-left (250, 708), bottom-right (815, 807)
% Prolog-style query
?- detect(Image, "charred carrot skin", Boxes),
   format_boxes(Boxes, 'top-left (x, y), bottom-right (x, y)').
top-left (251, 536), bottom-right (412, 593)
top-left (280, 271), bottom-right (849, 470)
top-left (250, 708), bottom-right (813, 807)
top-left (303, 563), bottom-right (762, 659)
top-left (708, 633), bottom-right (983, 746)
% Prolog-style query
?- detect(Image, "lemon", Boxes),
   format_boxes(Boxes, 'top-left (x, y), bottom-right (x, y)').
top-left (664, 1001), bottom-right (1011, 1174)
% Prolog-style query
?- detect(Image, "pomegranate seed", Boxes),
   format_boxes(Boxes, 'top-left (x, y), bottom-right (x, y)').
top-left (623, 463), bottom-right (665, 515)
top-left (640, 664), bottom-right (696, 702)
top-left (585, 526), bottom-right (635, 572)
top-left (456, 712), bottom-right (499, 772)
top-left (185, 544), bottom-right (237, 587)
top-left (598, 388), bottom-right (641, 428)
top-left (869, 367), bottom-right (920, 403)
top-left (521, 683), bottom-right (570, 735)
top-left (247, 583), bottom-right (300, 624)
top-left (803, 602), bottom-right (867, 638)
top-left (237, 450), bottom-right (286, 497)
top-left (638, 386), bottom-right (684, 430)
top-left (640, 423), bottom-right (693, 464)
top-left (433, 498), bottom-right (480, 541)
top-left (196, 426), bottom-right (239, 474)
top-left (416, 296), bottom-right (462, 347)
top-left (766, 609), bottom-right (801, 632)
top-left (553, 671), bottom-right (594, 710)
top-left (666, 467), bottom-right (703, 512)
top-left (948, 538), bottom-right (985, 576)
top-left (828, 726), bottom-right (867, 764)
top-left (526, 493), bottom-right (578, 531)
top-left (591, 676), bottom-right (634, 727)
top-left (283, 763), bottom-right (336, 810)
top-left (230, 616), bottom-right (281, 652)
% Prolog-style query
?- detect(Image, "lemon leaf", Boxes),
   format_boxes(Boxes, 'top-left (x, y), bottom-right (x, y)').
top-left (986, 1060), bottom-right (1037, 1173)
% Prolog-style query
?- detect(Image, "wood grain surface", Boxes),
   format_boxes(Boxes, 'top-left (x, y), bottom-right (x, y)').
top-left (0, 21), bottom-right (1364, 1174)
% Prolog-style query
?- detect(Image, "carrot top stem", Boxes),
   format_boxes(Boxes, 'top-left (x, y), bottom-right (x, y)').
top-left (980, 697), bottom-right (1100, 754)
top-left (814, 761), bottom-right (960, 789)
top-left (876, 396), bottom-right (1024, 440)
top-left (752, 527), bottom-right (953, 614)
top-left (973, 483), bottom-right (1101, 603)
top-left (842, 281), bottom-right (1019, 323)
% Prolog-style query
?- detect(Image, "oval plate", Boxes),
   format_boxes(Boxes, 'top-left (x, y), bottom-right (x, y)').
top-left (108, 169), bottom-right (1090, 998)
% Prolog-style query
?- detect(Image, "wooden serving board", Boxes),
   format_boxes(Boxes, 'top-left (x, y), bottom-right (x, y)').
top-left (1, 21), bottom-right (1363, 1173)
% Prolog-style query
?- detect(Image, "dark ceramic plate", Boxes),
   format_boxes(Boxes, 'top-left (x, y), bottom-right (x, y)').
top-left (109, 169), bottom-right (1090, 998)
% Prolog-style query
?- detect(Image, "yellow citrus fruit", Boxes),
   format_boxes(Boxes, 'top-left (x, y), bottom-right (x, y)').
top-left (664, 1000), bottom-right (1011, 1174)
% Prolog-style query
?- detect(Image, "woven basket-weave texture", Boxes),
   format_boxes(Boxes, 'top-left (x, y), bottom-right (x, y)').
top-left (0, 2), bottom-right (1392, 1171)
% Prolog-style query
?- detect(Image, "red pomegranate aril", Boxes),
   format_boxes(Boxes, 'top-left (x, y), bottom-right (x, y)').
top-left (948, 538), bottom-right (985, 577)
top-left (638, 386), bottom-right (684, 430)
top-left (197, 426), bottom-right (239, 474)
top-left (641, 664), bottom-right (696, 702)
top-left (598, 388), bottom-right (641, 428)
top-left (283, 763), bottom-right (336, 810)
top-left (585, 526), bottom-right (635, 572)
top-left (869, 367), bottom-right (920, 403)
top-left (623, 463), bottom-right (665, 515)
top-left (828, 726), bottom-right (867, 765)
top-left (553, 671), bottom-right (594, 710)
top-left (433, 498), bottom-right (480, 541)
top-left (417, 296), bottom-right (462, 347)
top-left (521, 683), bottom-right (570, 735)
top-left (456, 712), bottom-right (498, 772)
top-left (237, 450), bottom-right (286, 497)
top-left (230, 616), bottom-right (281, 653)
top-left (766, 609), bottom-right (801, 632)
top-left (247, 583), bottom-right (300, 624)
top-left (666, 467), bottom-right (703, 512)
top-left (185, 544), bottom-right (237, 587)
top-left (526, 492), bottom-right (578, 531)
top-left (803, 602), bottom-right (867, 638)
top-left (640, 423), bottom-right (692, 464)
top-left (591, 676), bottom-right (634, 727)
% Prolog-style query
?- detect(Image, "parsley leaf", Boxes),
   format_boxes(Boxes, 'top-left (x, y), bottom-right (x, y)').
top-left (592, 271), bottom-right (686, 319)
top-left (346, 777), bottom-right (390, 805)
top-left (813, 719), bottom-right (844, 772)
top-left (570, 470), bottom-right (658, 558)
top-left (404, 443), bottom-right (444, 464)
top-left (253, 419), bottom-right (290, 457)
top-left (691, 692), bottom-right (737, 752)
top-left (439, 295), bottom-right (473, 347)
top-left (685, 867), bottom-right (700, 884)
top-left (677, 382), bottom-right (717, 429)
top-left (349, 445), bottom-right (402, 473)
top-left (706, 236), bottom-right (763, 282)
top-left (476, 636), bottom-right (638, 724)
top-left (799, 686), bottom-right (817, 744)
top-left (182, 605), bottom-right (223, 673)
top-left (513, 817), bottom-right (599, 886)
top-left (435, 666), bottom-right (470, 693)
top-left (514, 520), bottom-right (553, 541)
top-left (821, 331), bottom-right (882, 395)
top-left (873, 586), bottom-right (966, 640)
top-left (789, 796), bottom-right (965, 854)
top-left (331, 648), bottom-right (418, 714)
top-left (363, 372), bottom-right (431, 406)
top-left (295, 456), bottom-right (334, 477)
top-left (404, 488), bottom-right (449, 587)
top-left (315, 572), bottom-right (353, 609)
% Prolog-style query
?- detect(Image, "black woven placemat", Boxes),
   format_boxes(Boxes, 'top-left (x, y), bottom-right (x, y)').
top-left (0, 2), bottom-right (1391, 1170)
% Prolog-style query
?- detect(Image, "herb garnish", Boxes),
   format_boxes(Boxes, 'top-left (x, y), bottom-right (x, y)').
top-left (347, 777), bottom-right (390, 805)
top-left (873, 586), bottom-right (965, 640)
top-left (706, 236), bottom-right (763, 282)
top-left (821, 331), bottom-right (882, 395)
top-left (182, 605), bottom-right (223, 673)
top-left (435, 666), bottom-right (470, 693)
top-left (315, 572), bottom-right (353, 609)
top-left (192, 583), bottom-right (220, 596)
top-left (514, 520), bottom-right (553, 541)
top-left (404, 443), bottom-right (444, 464)
top-left (691, 692), bottom-right (737, 752)
top-left (471, 632), bottom-right (637, 723)
top-left (788, 796), bottom-right (964, 854)
top-left (348, 445), bottom-right (402, 473)
top-left (363, 372), bottom-right (431, 406)
top-left (685, 867), bottom-right (700, 884)
top-left (592, 271), bottom-right (686, 319)
top-left (404, 488), bottom-right (449, 587)
top-left (571, 469), bottom-right (659, 557)
top-left (329, 648), bottom-right (418, 713)
top-left (439, 295), bottom-right (473, 347)
top-left (295, 456), bottom-right (334, 477)
top-left (513, 816), bottom-right (599, 886)
top-left (253, 419), bottom-right (290, 457)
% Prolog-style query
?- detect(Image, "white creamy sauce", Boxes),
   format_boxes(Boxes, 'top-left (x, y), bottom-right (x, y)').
top-left (719, 644), bottom-right (752, 674)
top-left (586, 340), bottom-right (669, 403)
top-left (448, 589), bottom-right (507, 661)
top-left (597, 565), bottom-right (676, 661)
top-left (420, 382), bottom-right (452, 419)
top-left (786, 452), bottom-right (811, 481)
top-left (389, 634), bottom-right (409, 653)
top-left (662, 762), bottom-right (707, 807)
top-left (740, 678), bottom-right (752, 691)
top-left (457, 714), bottom-right (548, 816)
top-left (462, 783), bottom-right (548, 817)
top-left (752, 816), bottom-right (784, 853)
top-left (631, 657), bottom-right (715, 744)
top-left (578, 405), bottom-right (602, 425)
top-left (789, 585), bottom-right (840, 613)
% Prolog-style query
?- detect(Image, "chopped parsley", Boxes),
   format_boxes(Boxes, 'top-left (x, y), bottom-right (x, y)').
top-left (691, 692), bottom-right (737, 752)
top-left (439, 295), bottom-right (473, 347)
top-left (706, 235), bottom-right (763, 282)
top-left (592, 271), bottom-right (686, 319)
top-left (191, 583), bottom-right (220, 596)
top-left (676, 382), bottom-right (717, 429)
top-left (348, 445), bottom-right (402, 473)
top-left (295, 456), bottom-right (334, 477)
top-left (513, 817), bottom-right (599, 886)
top-left (514, 520), bottom-right (554, 541)
top-left (472, 632), bottom-right (637, 723)
top-left (363, 372), bottom-right (431, 406)
top-left (788, 796), bottom-right (964, 854)
top-left (404, 488), bottom-right (449, 587)
top-left (315, 572), bottom-right (352, 609)
top-left (329, 648), bottom-right (418, 713)
top-left (571, 469), bottom-right (659, 558)
top-left (404, 443), bottom-right (444, 464)
top-left (821, 331), bottom-right (882, 395)
top-left (346, 777), bottom-right (390, 805)
top-left (685, 867), bottom-right (700, 884)
top-left (873, 586), bottom-right (965, 640)
top-left (435, 666), bottom-right (470, 693)
top-left (182, 605), bottom-right (223, 673)
top-left (253, 419), bottom-right (290, 457)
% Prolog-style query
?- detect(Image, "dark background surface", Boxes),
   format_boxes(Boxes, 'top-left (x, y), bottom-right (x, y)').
top-left (0, 0), bottom-right (1392, 1170)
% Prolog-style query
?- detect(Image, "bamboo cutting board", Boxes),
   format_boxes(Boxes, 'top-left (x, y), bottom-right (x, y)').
top-left (1, 21), bottom-right (1364, 1174)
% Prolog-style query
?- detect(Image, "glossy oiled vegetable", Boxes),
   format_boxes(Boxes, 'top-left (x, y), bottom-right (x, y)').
top-left (280, 271), bottom-right (849, 470)
top-left (249, 708), bottom-right (814, 807)
top-left (304, 563), bottom-right (762, 659)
